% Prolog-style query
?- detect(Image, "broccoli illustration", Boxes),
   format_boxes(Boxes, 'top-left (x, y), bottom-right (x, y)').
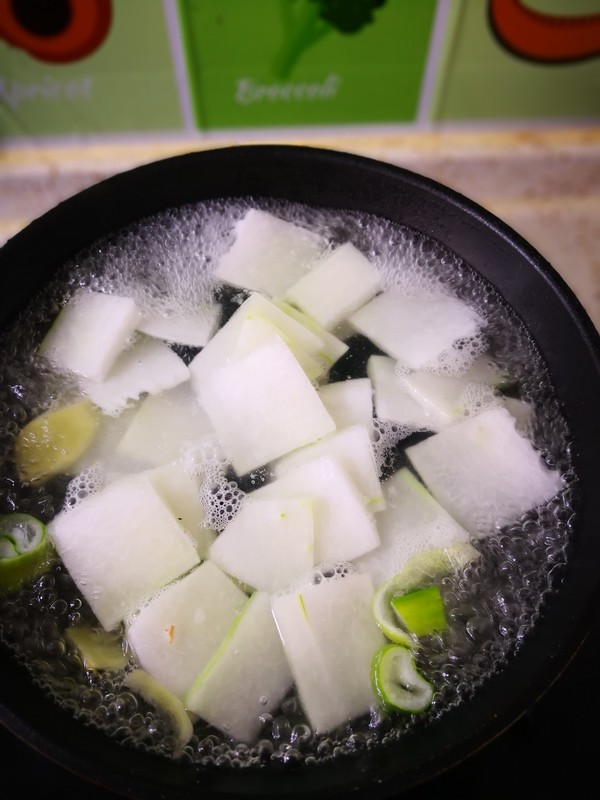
top-left (272, 0), bottom-right (387, 79)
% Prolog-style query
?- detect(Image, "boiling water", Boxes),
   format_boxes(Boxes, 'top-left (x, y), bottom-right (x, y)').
top-left (0, 199), bottom-right (578, 769)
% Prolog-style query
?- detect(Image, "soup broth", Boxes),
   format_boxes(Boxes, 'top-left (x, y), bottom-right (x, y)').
top-left (0, 198), bottom-right (578, 768)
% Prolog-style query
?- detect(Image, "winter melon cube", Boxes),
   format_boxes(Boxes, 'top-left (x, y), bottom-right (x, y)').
top-left (186, 592), bottom-right (293, 743)
top-left (116, 382), bottom-right (213, 467)
top-left (284, 242), bottom-right (381, 330)
top-left (214, 209), bottom-right (325, 296)
top-left (367, 355), bottom-right (435, 432)
top-left (233, 315), bottom-right (326, 382)
top-left (271, 571), bottom-right (384, 733)
top-left (317, 378), bottom-right (374, 430)
top-left (126, 561), bottom-right (247, 700)
top-left (252, 455), bottom-right (379, 563)
top-left (209, 497), bottom-right (314, 592)
top-left (71, 405), bottom-right (139, 474)
top-left (48, 474), bottom-right (200, 631)
top-left (271, 591), bottom-right (346, 734)
top-left (274, 424), bottom-right (384, 512)
top-left (355, 468), bottom-right (470, 586)
top-left (143, 463), bottom-right (216, 559)
top-left (83, 337), bottom-right (190, 416)
top-left (401, 370), bottom-right (502, 429)
top-left (137, 304), bottom-right (221, 347)
top-left (406, 406), bottom-right (562, 536)
top-left (272, 299), bottom-right (349, 368)
top-left (189, 292), bottom-right (325, 403)
top-left (200, 336), bottom-right (335, 475)
top-left (38, 290), bottom-right (140, 382)
top-left (233, 295), bottom-right (324, 359)
top-left (349, 287), bottom-right (485, 371)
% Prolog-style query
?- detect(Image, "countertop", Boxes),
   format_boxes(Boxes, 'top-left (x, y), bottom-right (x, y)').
top-left (1, 126), bottom-right (599, 330)
top-left (0, 126), bottom-right (599, 798)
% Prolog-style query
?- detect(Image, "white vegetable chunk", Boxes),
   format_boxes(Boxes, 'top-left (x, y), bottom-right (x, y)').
top-left (137, 305), bottom-right (221, 347)
top-left (83, 337), bottom-right (190, 416)
top-left (284, 242), bottom-right (381, 330)
top-left (71, 405), bottom-right (139, 474)
top-left (272, 299), bottom-right (349, 367)
top-left (126, 561), bottom-right (247, 700)
top-left (48, 474), bottom-right (200, 631)
top-left (401, 370), bottom-right (502, 429)
top-left (209, 497), bottom-right (314, 592)
top-left (349, 287), bottom-right (485, 370)
top-left (274, 424), bottom-right (384, 512)
top-left (406, 406), bottom-right (562, 536)
top-left (251, 455), bottom-right (380, 562)
top-left (116, 382), bottom-right (213, 467)
top-left (355, 468), bottom-right (470, 586)
top-left (38, 290), bottom-right (139, 382)
top-left (233, 315), bottom-right (326, 382)
top-left (271, 590), bottom-right (345, 734)
top-left (367, 355), bottom-right (434, 431)
top-left (143, 463), bottom-right (216, 559)
top-left (189, 292), bottom-right (326, 402)
top-left (186, 592), bottom-right (293, 743)
top-left (318, 378), bottom-right (374, 430)
top-left (271, 572), bottom-right (385, 733)
top-left (200, 336), bottom-right (336, 475)
top-left (215, 209), bottom-right (325, 296)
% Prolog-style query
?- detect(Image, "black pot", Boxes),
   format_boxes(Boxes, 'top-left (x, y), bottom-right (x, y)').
top-left (1, 144), bottom-right (599, 799)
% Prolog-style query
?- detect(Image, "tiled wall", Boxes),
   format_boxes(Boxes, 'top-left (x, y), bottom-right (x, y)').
top-left (0, 0), bottom-right (599, 139)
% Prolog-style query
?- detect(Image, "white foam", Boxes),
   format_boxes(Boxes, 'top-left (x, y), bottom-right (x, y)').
top-left (63, 463), bottom-right (105, 510)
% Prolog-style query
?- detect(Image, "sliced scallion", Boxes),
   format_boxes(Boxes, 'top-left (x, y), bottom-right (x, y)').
top-left (390, 585), bottom-right (447, 638)
top-left (370, 643), bottom-right (433, 713)
top-left (0, 513), bottom-right (53, 594)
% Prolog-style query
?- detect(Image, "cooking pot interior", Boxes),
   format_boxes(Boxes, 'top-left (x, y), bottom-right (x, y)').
top-left (0, 145), bottom-right (599, 799)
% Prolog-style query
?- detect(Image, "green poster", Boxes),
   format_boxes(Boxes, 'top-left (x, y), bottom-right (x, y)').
top-left (0, 0), bottom-right (183, 137)
top-left (431, 0), bottom-right (600, 122)
top-left (178, 0), bottom-right (438, 130)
